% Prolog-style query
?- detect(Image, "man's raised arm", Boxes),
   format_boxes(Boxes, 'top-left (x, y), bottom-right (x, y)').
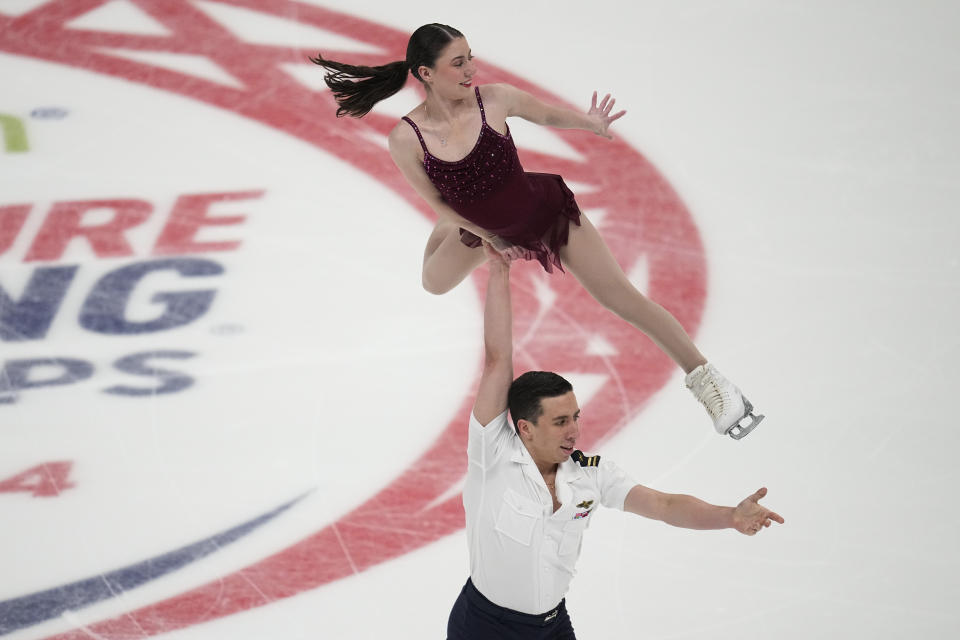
top-left (472, 244), bottom-right (514, 426)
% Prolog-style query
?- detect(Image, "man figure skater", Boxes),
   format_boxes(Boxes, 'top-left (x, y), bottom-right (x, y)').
top-left (447, 245), bottom-right (784, 639)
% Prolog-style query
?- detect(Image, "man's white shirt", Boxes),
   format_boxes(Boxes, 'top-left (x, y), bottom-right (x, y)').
top-left (465, 410), bottom-right (636, 615)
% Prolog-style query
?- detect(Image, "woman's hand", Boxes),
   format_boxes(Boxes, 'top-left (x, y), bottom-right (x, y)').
top-left (482, 240), bottom-right (510, 267)
top-left (486, 235), bottom-right (528, 264)
top-left (588, 91), bottom-right (626, 139)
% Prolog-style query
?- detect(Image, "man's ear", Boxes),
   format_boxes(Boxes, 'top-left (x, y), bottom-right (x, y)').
top-left (517, 419), bottom-right (532, 439)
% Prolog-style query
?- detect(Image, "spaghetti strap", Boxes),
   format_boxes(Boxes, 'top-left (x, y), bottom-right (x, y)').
top-left (401, 116), bottom-right (428, 154)
top-left (474, 86), bottom-right (486, 125)
top-left (411, 84), bottom-right (582, 274)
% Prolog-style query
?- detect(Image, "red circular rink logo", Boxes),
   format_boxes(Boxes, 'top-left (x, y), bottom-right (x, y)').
top-left (0, 2), bottom-right (705, 637)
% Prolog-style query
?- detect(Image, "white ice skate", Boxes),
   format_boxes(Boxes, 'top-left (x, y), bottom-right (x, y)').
top-left (685, 364), bottom-right (764, 439)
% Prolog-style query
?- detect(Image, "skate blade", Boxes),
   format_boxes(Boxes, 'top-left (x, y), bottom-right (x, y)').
top-left (727, 412), bottom-right (764, 440)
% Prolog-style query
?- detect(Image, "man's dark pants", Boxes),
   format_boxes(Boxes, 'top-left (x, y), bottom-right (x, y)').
top-left (446, 578), bottom-right (577, 639)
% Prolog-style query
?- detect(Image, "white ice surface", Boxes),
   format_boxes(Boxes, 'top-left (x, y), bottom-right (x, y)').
top-left (1, 1), bottom-right (959, 639)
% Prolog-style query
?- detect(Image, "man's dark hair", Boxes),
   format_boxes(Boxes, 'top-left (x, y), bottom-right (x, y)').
top-left (507, 371), bottom-right (573, 434)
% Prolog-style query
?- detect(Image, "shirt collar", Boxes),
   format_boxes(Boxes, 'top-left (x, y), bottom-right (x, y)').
top-left (510, 444), bottom-right (585, 483)
top-left (557, 456), bottom-right (584, 483)
top-left (510, 440), bottom-right (533, 465)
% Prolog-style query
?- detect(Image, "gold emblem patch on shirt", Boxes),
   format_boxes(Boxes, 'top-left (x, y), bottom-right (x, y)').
top-left (573, 499), bottom-right (595, 520)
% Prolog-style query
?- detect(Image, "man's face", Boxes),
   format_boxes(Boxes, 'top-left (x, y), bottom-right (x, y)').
top-left (521, 391), bottom-right (581, 467)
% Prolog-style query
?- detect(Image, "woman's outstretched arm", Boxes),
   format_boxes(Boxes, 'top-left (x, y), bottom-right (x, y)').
top-left (487, 83), bottom-right (626, 138)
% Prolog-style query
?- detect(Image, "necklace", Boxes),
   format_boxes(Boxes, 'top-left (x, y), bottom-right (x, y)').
top-left (423, 103), bottom-right (452, 146)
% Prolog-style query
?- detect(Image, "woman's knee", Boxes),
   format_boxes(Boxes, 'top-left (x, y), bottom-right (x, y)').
top-left (422, 269), bottom-right (455, 295)
top-left (420, 225), bottom-right (485, 294)
top-left (422, 255), bottom-right (474, 295)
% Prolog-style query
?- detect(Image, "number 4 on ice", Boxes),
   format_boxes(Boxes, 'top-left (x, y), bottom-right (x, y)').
top-left (0, 461), bottom-right (76, 497)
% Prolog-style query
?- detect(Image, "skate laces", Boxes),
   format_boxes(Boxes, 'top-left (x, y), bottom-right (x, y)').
top-left (690, 366), bottom-right (727, 419)
top-left (697, 378), bottom-right (726, 419)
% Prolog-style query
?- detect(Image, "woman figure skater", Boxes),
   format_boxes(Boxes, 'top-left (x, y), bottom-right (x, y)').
top-left (312, 23), bottom-right (762, 438)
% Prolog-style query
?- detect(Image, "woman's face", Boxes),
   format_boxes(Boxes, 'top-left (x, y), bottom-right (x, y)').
top-left (422, 37), bottom-right (476, 97)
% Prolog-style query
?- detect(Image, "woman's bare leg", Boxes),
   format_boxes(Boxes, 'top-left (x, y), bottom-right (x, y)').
top-left (421, 222), bottom-right (486, 295)
top-left (559, 216), bottom-right (707, 373)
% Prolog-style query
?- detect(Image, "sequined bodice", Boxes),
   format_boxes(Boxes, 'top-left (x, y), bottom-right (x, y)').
top-left (400, 86), bottom-right (582, 275)
top-left (402, 87), bottom-right (525, 209)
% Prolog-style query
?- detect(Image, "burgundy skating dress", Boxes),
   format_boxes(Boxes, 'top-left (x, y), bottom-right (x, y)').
top-left (402, 86), bottom-right (581, 273)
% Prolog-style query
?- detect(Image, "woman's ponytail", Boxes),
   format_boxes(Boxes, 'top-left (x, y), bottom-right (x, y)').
top-left (310, 55), bottom-right (409, 118)
top-left (311, 24), bottom-right (463, 119)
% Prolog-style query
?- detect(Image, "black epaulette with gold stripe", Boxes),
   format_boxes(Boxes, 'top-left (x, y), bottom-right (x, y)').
top-left (571, 450), bottom-right (600, 467)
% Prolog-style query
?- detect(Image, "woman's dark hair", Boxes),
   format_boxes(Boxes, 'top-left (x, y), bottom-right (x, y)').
top-left (310, 23), bottom-right (464, 118)
top-left (508, 371), bottom-right (574, 434)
